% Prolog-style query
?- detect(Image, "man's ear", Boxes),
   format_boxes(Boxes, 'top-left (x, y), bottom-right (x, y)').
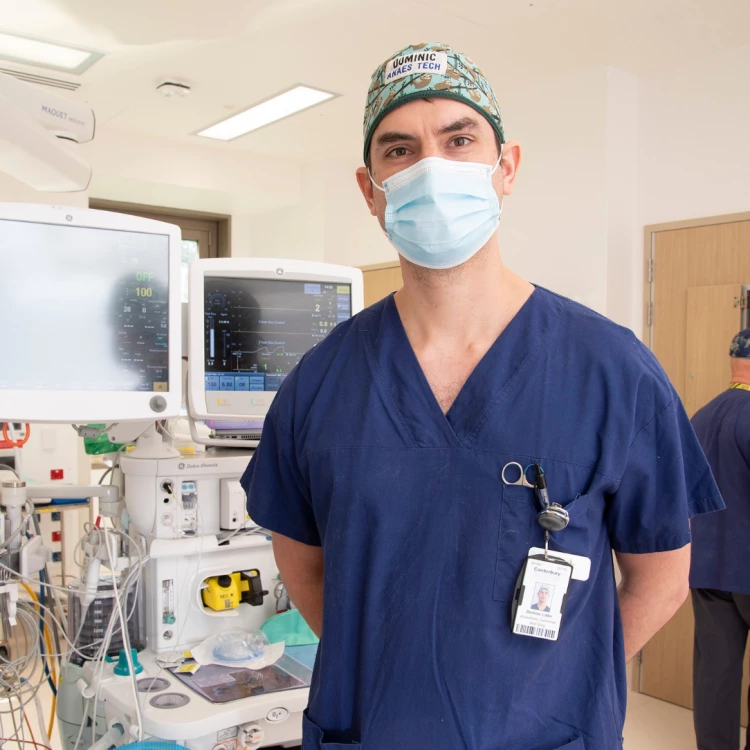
top-left (356, 167), bottom-right (378, 216)
top-left (498, 140), bottom-right (522, 196)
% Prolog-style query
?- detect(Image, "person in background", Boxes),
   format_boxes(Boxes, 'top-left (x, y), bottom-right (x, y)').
top-left (690, 328), bottom-right (750, 750)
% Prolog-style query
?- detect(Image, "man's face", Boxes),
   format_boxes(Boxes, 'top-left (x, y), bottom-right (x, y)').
top-left (356, 98), bottom-right (520, 231)
top-left (537, 588), bottom-right (549, 607)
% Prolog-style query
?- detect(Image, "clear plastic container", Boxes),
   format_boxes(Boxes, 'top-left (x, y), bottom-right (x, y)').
top-left (68, 576), bottom-right (142, 666)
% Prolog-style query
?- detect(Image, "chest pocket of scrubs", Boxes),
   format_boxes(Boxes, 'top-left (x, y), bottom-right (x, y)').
top-left (303, 713), bottom-right (361, 749)
top-left (492, 484), bottom-right (597, 603)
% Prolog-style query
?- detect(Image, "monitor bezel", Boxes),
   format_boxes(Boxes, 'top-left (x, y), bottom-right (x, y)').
top-left (188, 258), bottom-right (365, 422)
top-left (0, 203), bottom-right (183, 423)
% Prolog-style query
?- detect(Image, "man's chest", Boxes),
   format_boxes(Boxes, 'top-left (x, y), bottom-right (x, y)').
top-left (415, 344), bottom-right (494, 414)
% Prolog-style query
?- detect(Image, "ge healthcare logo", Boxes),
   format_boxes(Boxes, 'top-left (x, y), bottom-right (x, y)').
top-left (276, 268), bottom-right (284, 276)
top-left (178, 462), bottom-right (185, 470)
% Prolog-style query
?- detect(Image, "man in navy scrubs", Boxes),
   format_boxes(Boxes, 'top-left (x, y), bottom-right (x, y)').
top-left (242, 42), bottom-right (724, 750)
top-left (690, 329), bottom-right (750, 750)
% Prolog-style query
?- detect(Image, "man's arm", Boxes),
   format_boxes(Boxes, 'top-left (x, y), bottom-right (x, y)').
top-left (272, 532), bottom-right (325, 638)
top-left (615, 544), bottom-right (691, 662)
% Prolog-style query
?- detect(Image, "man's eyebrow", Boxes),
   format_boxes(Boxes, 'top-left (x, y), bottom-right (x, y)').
top-left (375, 131), bottom-right (417, 147)
top-left (437, 117), bottom-right (480, 135)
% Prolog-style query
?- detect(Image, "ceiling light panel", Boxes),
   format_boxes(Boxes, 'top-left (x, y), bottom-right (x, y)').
top-left (197, 85), bottom-right (336, 141)
top-left (0, 31), bottom-right (102, 74)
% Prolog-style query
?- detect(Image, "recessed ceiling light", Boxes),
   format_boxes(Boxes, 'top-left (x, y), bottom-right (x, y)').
top-left (0, 31), bottom-right (102, 75)
top-left (197, 85), bottom-right (336, 141)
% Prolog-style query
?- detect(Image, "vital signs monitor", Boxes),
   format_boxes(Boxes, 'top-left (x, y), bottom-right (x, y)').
top-left (0, 203), bottom-right (182, 422)
top-left (188, 258), bottom-right (364, 421)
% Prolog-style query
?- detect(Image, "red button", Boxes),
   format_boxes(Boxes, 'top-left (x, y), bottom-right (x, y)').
top-left (50, 469), bottom-right (64, 480)
top-left (51, 531), bottom-right (61, 542)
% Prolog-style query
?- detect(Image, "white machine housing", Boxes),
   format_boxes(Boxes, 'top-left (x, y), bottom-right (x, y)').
top-left (92, 649), bottom-right (309, 749)
top-left (0, 203), bottom-right (183, 423)
top-left (121, 450), bottom-right (253, 540)
top-left (112, 450), bottom-right (311, 748)
top-left (188, 258), bottom-right (364, 421)
top-left (0, 72), bottom-right (94, 191)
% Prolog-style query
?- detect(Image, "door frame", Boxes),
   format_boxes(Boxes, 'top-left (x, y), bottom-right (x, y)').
top-left (642, 210), bottom-right (750, 347)
top-left (360, 260), bottom-right (402, 272)
top-left (89, 199), bottom-right (232, 258)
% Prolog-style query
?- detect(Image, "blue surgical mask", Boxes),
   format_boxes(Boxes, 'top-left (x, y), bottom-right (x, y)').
top-left (370, 152), bottom-right (503, 270)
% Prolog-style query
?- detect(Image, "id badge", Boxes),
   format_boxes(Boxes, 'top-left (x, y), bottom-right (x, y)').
top-left (511, 553), bottom-right (573, 641)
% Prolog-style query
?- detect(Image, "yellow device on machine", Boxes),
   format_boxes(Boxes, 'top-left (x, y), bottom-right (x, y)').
top-left (202, 570), bottom-right (268, 611)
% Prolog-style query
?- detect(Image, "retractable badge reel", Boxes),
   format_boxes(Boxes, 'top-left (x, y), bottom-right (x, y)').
top-left (534, 464), bottom-right (569, 556)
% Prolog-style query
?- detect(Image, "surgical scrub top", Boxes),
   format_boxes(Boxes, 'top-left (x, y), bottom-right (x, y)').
top-left (241, 288), bottom-right (723, 750)
top-left (689, 387), bottom-right (750, 595)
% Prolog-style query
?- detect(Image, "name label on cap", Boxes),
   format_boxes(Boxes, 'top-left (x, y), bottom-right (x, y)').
top-left (385, 51), bottom-right (448, 82)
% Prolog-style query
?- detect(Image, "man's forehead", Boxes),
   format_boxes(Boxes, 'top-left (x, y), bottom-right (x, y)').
top-left (372, 99), bottom-right (493, 140)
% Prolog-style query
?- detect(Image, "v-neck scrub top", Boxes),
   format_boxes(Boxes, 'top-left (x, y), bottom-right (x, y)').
top-left (242, 288), bottom-right (723, 750)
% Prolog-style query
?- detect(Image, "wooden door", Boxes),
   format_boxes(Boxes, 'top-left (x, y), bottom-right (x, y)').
top-left (361, 262), bottom-right (403, 307)
top-left (640, 217), bottom-right (750, 724)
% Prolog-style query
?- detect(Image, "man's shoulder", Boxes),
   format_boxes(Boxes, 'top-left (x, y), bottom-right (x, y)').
top-left (540, 288), bottom-right (667, 384)
top-left (537, 288), bottom-right (676, 427)
top-left (268, 299), bottom-right (384, 422)
top-left (293, 296), bottom-right (389, 376)
top-left (693, 388), bottom-right (750, 427)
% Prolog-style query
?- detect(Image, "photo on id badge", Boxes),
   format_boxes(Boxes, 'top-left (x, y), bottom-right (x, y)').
top-left (530, 583), bottom-right (554, 613)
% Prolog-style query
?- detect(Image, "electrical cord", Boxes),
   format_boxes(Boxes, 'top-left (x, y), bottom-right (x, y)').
top-left (104, 528), bottom-right (143, 742)
top-left (67, 526), bottom-right (146, 747)
top-left (72, 558), bottom-right (144, 749)
top-left (19, 579), bottom-right (58, 739)
top-left (0, 464), bottom-right (20, 479)
top-left (0, 554), bottom-right (145, 662)
top-left (71, 698), bottom-right (91, 750)
top-left (0, 494), bottom-right (145, 748)
top-left (97, 466), bottom-right (114, 486)
top-left (32, 513), bottom-right (68, 637)
top-left (0, 500), bottom-right (35, 554)
top-left (33, 683), bottom-right (52, 749)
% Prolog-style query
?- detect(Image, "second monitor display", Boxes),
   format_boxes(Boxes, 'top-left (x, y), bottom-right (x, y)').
top-left (204, 277), bottom-right (352, 393)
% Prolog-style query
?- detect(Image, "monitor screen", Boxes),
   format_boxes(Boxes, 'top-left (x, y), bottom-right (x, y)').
top-left (0, 219), bottom-right (170, 394)
top-left (203, 277), bottom-right (352, 395)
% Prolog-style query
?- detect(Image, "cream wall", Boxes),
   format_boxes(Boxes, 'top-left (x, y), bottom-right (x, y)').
top-left (499, 66), bottom-right (608, 315)
top-left (605, 67), bottom-right (640, 332)
top-left (632, 41), bottom-right (750, 336)
top-left (0, 172), bottom-right (88, 207)
top-left (639, 43), bottom-right (750, 227)
top-left (248, 158), bottom-right (394, 267)
top-left (80, 127), bottom-right (303, 255)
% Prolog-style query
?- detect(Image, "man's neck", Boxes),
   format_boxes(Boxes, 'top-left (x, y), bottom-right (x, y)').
top-left (730, 362), bottom-right (750, 386)
top-left (394, 243), bottom-right (534, 347)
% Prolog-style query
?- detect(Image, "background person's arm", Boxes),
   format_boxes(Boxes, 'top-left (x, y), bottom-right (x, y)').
top-left (615, 544), bottom-right (691, 662)
top-left (273, 532), bottom-right (325, 638)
